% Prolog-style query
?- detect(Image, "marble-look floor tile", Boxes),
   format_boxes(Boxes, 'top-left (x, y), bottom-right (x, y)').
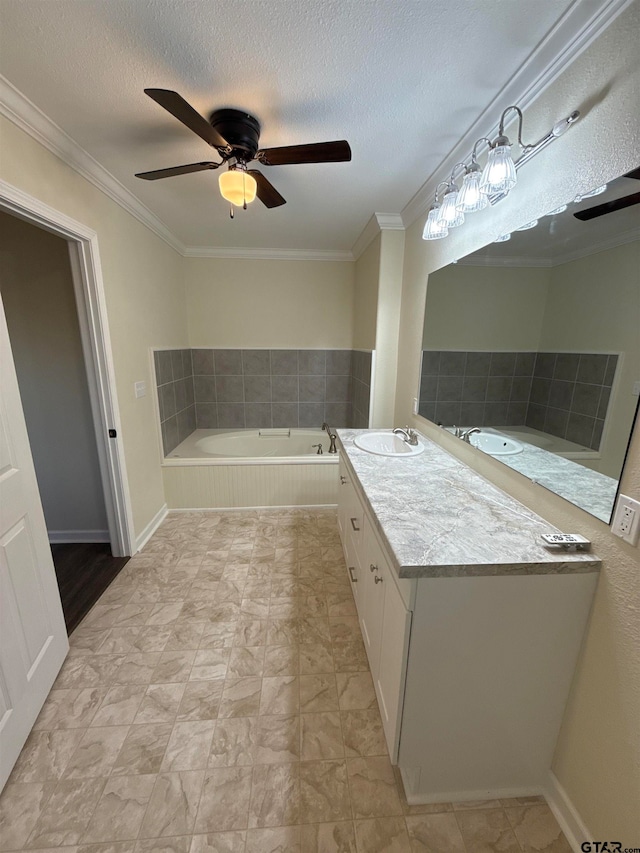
top-left (189, 833), bottom-right (246, 853)
top-left (248, 763), bottom-right (300, 828)
top-left (165, 621), bottom-right (206, 651)
top-left (234, 620), bottom-right (268, 647)
top-left (299, 642), bottom-right (335, 675)
top-left (263, 645), bottom-right (299, 676)
top-left (194, 767), bottom-right (252, 832)
top-left (134, 683), bottom-right (186, 724)
top-left (335, 673), bottom-right (376, 711)
top-left (139, 771), bottom-right (205, 838)
top-left (0, 781), bottom-right (54, 851)
top-left (191, 650), bottom-right (230, 681)
top-left (91, 686), bottom-right (147, 727)
top-left (504, 804), bottom-right (572, 852)
top-left (34, 688), bottom-right (107, 730)
top-left (112, 724), bottom-right (172, 775)
top-left (26, 778), bottom-right (106, 847)
top-left (331, 641), bottom-right (368, 673)
top-left (255, 714), bottom-right (300, 764)
top-left (177, 681), bottom-right (224, 721)
top-left (300, 713), bottom-right (344, 760)
top-left (114, 654), bottom-right (162, 685)
top-left (259, 676), bottom-right (299, 716)
top-left (451, 798), bottom-right (503, 810)
top-left (77, 841), bottom-right (136, 853)
top-left (341, 709), bottom-right (386, 757)
top-left (152, 651), bottom-right (197, 683)
top-left (299, 820), bottom-right (357, 853)
top-left (347, 756), bottom-right (403, 819)
top-left (454, 808), bottom-right (521, 853)
top-left (135, 837), bottom-right (191, 853)
top-left (145, 603), bottom-right (184, 626)
top-left (299, 675), bottom-right (339, 712)
top-left (299, 760), bottom-right (351, 823)
top-left (199, 623), bottom-right (236, 650)
top-left (405, 813), bottom-right (466, 852)
top-left (131, 627), bottom-right (173, 654)
top-left (218, 678), bottom-right (262, 718)
top-left (12, 729), bottom-right (86, 782)
top-left (82, 775), bottom-right (156, 842)
top-left (227, 646), bottom-right (265, 678)
top-left (95, 628), bottom-right (142, 655)
top-left (245, 826), bottom-right (301, 853)
top-left (209, 717), bottom-right (258, 767)
top-left (64, 727), bottom-right (130, 778)
top-left (189, 832), bottom-right (246, 853)
top-left (161, 720), bottom-right (216, 771)
top-left (354, 817), bottom-right (412, 852)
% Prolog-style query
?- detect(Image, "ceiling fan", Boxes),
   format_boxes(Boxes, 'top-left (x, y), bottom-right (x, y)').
top-left (135, 89), bottom-right (351, 213)
top-left (573, 166), bottom-right (640, 221)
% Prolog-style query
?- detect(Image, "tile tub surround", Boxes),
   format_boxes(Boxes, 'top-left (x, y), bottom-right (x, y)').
top-left (155, 349), bottom-right (373, 454)
top-left (337, 429), bottom-right (600, 578)
top-left (420, 350), bottom-right (617, 450)
top-left (0, 508), bottom-right (573, 853)
top-left (154, 349), bottom-right (195, 457)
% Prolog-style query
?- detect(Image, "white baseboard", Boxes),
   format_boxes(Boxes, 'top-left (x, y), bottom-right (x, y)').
top-left (136, 503), bottom-right (168, 552)
top-left (545, 770), bottom-right (592, 853)
top-left (48, 529), bottom-right (110, 544)
top-left (168, 504), bottom-right (337, 513)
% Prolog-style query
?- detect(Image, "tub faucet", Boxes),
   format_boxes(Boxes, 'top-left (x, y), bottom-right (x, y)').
top-left (321, 422), bottom-right (338, 454)
top-left (393, 426), bottom-right (419, 446)
top-left (460, 427), bottom-right (481, 443)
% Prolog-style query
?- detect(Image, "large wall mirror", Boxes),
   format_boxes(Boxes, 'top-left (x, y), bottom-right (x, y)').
top-left (418, 169), bottom-right (640, 523)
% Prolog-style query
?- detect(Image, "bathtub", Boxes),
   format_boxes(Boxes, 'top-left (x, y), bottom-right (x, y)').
top-left (162, 428), bottom-right (339, 509)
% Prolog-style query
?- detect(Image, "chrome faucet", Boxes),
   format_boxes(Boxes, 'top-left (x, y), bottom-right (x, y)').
top-left (393, 426), bottom-right (419, 446)
top-left (321, 422), bottom-right (338, 454)
top-left (460, 427), bottom-right (481, 443)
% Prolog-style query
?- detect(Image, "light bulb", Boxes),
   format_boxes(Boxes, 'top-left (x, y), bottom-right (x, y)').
top-left (219, 169), bottom-right (257, 206)
top-left (422, 205), bottom-right (449, 240)
top-left (494, 233), bottom-right (511, 242)
top-left (480, 142), bottom-right (517, 194)
top-left (436, 186), bottom-right (465, 227)
top-left (580, 184), bottom-right (607, 200)
top-left (456, 168), bottom-right (488, 213)
top-left (515, 219), bottom-right (538, 231)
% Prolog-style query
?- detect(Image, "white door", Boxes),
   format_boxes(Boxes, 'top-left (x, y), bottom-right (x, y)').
top-left (0, 296), bottom-right (68, 790)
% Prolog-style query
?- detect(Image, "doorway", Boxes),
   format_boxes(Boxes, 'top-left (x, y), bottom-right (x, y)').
top-left (0, 184), bottom-right (135, 630)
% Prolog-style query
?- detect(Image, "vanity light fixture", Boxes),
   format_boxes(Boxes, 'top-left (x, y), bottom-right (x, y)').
top-left (218, 162), bottom-right (257, 214)
top-left (494, 233), bottom-right (511, 242)
top-left (547, 204), bottom-right (568, 216)
top-left (574, 184), bottom-right (607, 203)
top-left (515, 219), bottom-right (538, 230)
top-left (422, 106), bottom-right (580, 241)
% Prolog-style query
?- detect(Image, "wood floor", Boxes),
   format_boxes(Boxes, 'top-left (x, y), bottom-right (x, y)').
top-left (51, 542), bottom-right (129, 633)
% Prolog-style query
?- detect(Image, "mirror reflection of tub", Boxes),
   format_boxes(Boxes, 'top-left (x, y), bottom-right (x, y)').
top-left (418, 170), bottom-right (640, 522)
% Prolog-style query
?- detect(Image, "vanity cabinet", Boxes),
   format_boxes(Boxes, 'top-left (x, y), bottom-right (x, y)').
top-left (338, 456), bottom-right (412, 760)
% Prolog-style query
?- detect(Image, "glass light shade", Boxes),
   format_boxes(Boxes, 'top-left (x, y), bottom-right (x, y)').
top-left (422, 206), bottom-right (449, 240)
top-left (579, 184), bottom-right (607, 200)
top-left (494, 233), bottom-right (511, 242)
top-left (515, 219), bottom-right (538, 231)
top-left (219, 170), bottom-right (257, 206)
top-left (480, 144), bottom-right (517, 194)
top-left (436, 189), bottom-right (465, 227)
top-left (456, 170), bottom-right (489, 212)
top-left (547, 204), bottom-right (567, 216)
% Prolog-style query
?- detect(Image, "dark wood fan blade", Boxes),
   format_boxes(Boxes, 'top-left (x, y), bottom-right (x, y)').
top-left (624, 167), bottom-right (640, 180)
top-left (135, 161), bottom-right (220, 180)
top-left (145, 89), bottom-right (229, 149)
top-left (247, 170), bottom-right (286, 208)
top-left (257, 140), bottom-right (351, 166)
top-left (573, 192), bottom-right (640, 221)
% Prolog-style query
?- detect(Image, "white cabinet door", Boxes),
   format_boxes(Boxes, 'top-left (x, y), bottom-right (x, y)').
top-left (359, 517), bottom-right (386, 679)
top-left (0, 297), bottom-right (69, 791)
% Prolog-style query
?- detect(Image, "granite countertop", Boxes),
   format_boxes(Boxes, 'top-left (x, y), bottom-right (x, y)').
top-left (337, 429), bottom-right (601, 579)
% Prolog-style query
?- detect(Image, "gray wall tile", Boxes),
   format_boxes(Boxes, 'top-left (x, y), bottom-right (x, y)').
top-left (171, 349), bottom-right (185, 380)
top-left (529, 377), bottom-right (551, 406)
top-left (437, 376), bottom-right (463, 402)
top-left (434, 402), bottom-right (461, 425)
top-left (572, 382), bottom-right (602, 417)
top-left (534, 352), bottom-right (556, 379)
top-left (272, 375), bottom-right (299, 402)
top-left (196, 403), bottom-right (218, 429)
top-left (554, 353), bottom-right (579, 381)
top-left (177, 406), bottom-right (196, 444)
top-left (298, 350), bottom-right (326, 375)
top-left (155, 350), bottom-right (174, 385)
top-left (159, 383), bottom-right (177, 420)
top-left (462, 376), bottom-right (487, 402)
top-left (326, 375), bottom-right (351, 401)
top-left (174, 377), bottom-right (189, 412)
top-left (192, 349), bottom-right (215, 375)
top-left (566, 412), bottom-right (595, 447)
top-left (421, 351), bottom-right (441, 375)
top-left (272, 403), bottom-right (299, 428)
top-left (440, 351), bottom-right (466, 375)
top-left (324, 401), bottom-right (351, 427)
top-left (217, 404), bottom-right (246, 429)
top-left (577, 354), bottom-right (608, 385)
top-left (465, 352), bottom-right (491, 376)
top-left (214, 349), bottom-right (242, 375)
top-left (245, 403), bottom-right (272, 429)
top-left (489, 352), bottom-right (516, 376)
top-left (162, 416), bottom-right (179, 455)
top-left (299, 402), bottom-right (325, 428)
top-left (194, 375), bottom-right (217, 403)
top-left (460, 402), bottom-right (485, 425)
top-left (244, 375), bottom-right (272, 403)
top-left (486, 376), bottom-right (512, 401)
top-left (216, 375), bottom-right (244, 403)
top-left (326, 350), bottom-right (352, 374)
top-left (514, 352), bottom-right (535, 376)
top-left (604, 354), bottom-right (618, 386)
top-left (242, 350), bottom-right (271, 375)
top-left (548, 380), bottom-right (573, 410)
top-left (299, 375), bottom-right (326, 402)
top-left (270, 350), bottom-right (298, 374)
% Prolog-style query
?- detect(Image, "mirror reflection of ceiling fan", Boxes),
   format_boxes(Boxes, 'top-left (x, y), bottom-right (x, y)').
top-left (573, 166), bottom-right (640, 221)
top-left (135, 89), bottom-right (351, 214)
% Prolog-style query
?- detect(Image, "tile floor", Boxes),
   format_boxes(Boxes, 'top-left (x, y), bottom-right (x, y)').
top-left (0, 509), bottom-right (572, 853)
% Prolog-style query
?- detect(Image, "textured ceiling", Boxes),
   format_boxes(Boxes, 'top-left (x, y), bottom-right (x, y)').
top-left (0, 0), bottom-right (594, 251)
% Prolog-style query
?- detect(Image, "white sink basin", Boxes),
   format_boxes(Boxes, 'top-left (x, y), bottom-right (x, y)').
top-left (354, 431), bottom-right (425, 457)
top-left (469, 432), bottom-right (523, 456)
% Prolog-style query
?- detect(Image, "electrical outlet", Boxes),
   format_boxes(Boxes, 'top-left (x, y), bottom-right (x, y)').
top-left (611, 494), bottom-right (640, 546)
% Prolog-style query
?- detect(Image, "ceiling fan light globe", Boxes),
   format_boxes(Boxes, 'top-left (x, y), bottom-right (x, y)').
top-left (456, 171), bottom-right (489, 212)
top-left (219, 170), bottom-right (257, 206)
top-left (480, 144), bottom-right (517, 194)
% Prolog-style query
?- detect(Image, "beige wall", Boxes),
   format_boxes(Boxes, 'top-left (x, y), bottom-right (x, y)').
top-left (353, 232), bottom-right (380, 350)
top-left (185, 257), bottom-right (354, 348)
top-left (395, 2), bottom-right (640, 840)
top-left (0, 116), bottom-right (188, 539)
top-left (422, 264), bottom-right (549, 350)
top-left (0, 211), bottom-right (108, 535)
top-left (372, 229), bottom-right (405, 427)
top-left (541, 240), bottom-right (640, 479)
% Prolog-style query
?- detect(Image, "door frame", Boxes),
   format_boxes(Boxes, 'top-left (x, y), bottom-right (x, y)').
top-left (0, 179), bottom-right (135, 557)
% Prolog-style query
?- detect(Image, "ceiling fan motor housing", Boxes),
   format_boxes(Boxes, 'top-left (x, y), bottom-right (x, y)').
top-left (210, 108), bottom-right (261, 161)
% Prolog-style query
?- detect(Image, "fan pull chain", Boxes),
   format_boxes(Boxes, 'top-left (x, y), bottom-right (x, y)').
top-left (229, 205), bottom-right (234, 219)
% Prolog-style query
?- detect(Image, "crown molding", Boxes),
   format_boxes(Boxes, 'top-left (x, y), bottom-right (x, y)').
top-left (351, 212), bottom-right (405, 260)
top-left (457, 225), bottom-right (640, 268)
top-left (0, 75), bottom-right (186, 255)
top-left (400, 0), bottom-right (634, 229)
top-left (183, 246), bottom-right (353, 261)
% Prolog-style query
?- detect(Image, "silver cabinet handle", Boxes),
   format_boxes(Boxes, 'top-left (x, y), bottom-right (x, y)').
top-left (348, 566), bottom-right (358, 583)
top-left (350, 517), bottom-right (360, 532)
top-left (369, 563), bottom-right (378, 573)
top-left (340, 475), bottom-right (347, 485)
top-left (374, 575), bottom-right (383, 584)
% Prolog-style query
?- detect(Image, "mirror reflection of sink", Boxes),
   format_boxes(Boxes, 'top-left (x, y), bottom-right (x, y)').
top-left (354, 431), bottom-right (425, 457)
top-left (469, 432), bottom-right (523, 456)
